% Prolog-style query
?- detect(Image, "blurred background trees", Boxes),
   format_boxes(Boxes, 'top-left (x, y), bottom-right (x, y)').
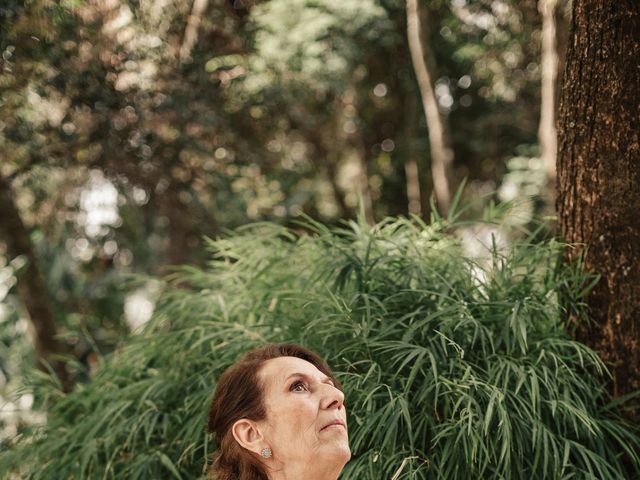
top-left (9, 0), bottom-right (637, 453)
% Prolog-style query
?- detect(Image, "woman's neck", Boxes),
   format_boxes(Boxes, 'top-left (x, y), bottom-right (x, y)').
top-left (267, 459), bottom-right (342, 480)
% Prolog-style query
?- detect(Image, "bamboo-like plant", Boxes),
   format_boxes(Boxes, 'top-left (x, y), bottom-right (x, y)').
top-left (1, 211), bottom-right (638, 479)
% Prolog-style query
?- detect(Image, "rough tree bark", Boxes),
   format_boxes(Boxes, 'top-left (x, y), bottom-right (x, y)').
top-left (406, 0), bottom-right (455, 216)
top-left (0, 173), bottom-right (70, 390)
top-left (538, 0), bottom-right (559, 181)
top-left (556, 0), bottom-right (640, 401)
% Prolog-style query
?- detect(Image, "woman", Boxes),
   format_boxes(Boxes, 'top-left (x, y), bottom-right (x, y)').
top-left (207, 343), bottom-right (350, 480)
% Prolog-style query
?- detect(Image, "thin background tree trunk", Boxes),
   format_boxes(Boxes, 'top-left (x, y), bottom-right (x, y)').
top-left (0, 173), bottom-right (70, 390)
top-left (403, 95), bottom-right (422, 216)
top-left (406, 0), bottom-right (455, 216)
top-left (556, 0), bottom-right (640, 404)
top-left (538, 0), bottom-right (559, 181)
top-left (355, 134), bottom-right (376, 225)
top-left (286, 113), bottom-right (354, 220)
top-left (161, 182), bottom-right (201, 265)
top-left (179, 0), bottom-right (209, 62)
top-left (344, 85), bottom-right (375, 225)
top-left (324, 153), bottom-right (353, 220)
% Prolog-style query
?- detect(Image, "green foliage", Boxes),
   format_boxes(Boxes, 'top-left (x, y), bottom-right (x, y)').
top-left (249, 0), bottom-right (391, 93)
top-left (1, 213), bottom-right (638, 479)
top-left (0, 0), bottom-right (556, 392)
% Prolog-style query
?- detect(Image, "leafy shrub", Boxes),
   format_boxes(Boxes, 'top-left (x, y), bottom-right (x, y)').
top-left (1, 214), bottom-right (638, 479)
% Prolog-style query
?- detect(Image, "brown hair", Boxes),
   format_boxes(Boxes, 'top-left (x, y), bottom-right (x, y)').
top-left (207, 343), bottom-right (341, 480)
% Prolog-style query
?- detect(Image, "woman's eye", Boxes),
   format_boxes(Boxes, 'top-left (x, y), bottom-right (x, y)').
top-left (290, 380), bottom-right (308, 392)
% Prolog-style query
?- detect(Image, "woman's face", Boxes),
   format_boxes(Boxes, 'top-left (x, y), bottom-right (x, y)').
top-left (257, 356), bottom-right (350, 472)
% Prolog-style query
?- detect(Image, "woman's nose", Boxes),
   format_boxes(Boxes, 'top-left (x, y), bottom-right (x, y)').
top-left (322, 384), bottom-right (345, 410)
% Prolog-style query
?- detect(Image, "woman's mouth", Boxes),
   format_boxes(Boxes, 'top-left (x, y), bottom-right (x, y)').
top-left (320, 420), bottom-right (346, 432)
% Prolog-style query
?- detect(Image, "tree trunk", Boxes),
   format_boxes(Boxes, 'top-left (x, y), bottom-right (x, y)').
top-left (0, 173), bottom-right (71, 390)
top-left (355, 134), bottom-right (375, 225)
top-left (555, 0), bottom-right (571, 101)
top-left (403, 94), bottom-right (423, 217)
top-left (162, 183), bottom-right (193, 265)
top-left (179, 0), bottom-right (209, 62)
top-left (290, 117), bottom-right (353, 220)
top-left (321, 150), bottom-right (352, 220)
top-left (556, 0), bottom-right (640, 402)
top-left (538, 0), bottom-right (559, 181)
top-left (341, 87), bottom-right (375, 225)
top-left (406, 0), bottom-right (455, 216)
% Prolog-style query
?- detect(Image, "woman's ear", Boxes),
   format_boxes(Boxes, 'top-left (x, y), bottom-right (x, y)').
top-left (231, 418), bottom-right (265, 454)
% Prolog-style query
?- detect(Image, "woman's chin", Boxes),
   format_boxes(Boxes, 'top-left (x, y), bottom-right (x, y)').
top-left (321, 441), bottom-right (351, 464)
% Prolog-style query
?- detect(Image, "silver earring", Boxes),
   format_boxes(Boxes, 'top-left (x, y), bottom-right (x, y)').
top-left (261, 447), bottom-right (272, 458)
